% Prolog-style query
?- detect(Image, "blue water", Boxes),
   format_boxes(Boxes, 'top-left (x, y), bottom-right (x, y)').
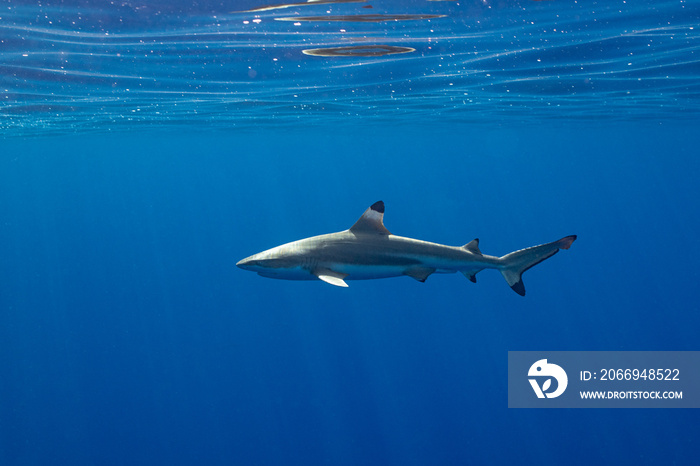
top-left (1, 1), bottom-right (700, 465)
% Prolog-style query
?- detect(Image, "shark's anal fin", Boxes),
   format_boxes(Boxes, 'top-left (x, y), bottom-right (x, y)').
top-left (349, 201), bottom-right (391, 235)
top-left (313, 268), bottom-right (349, 287)
top-left (462, 270), bottom-right (480, 283)
top-left (404, 267), bottom-right (435, 283)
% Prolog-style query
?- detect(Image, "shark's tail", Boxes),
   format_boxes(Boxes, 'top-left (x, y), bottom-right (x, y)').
top-left (499, 235), bottom-right (577, 296)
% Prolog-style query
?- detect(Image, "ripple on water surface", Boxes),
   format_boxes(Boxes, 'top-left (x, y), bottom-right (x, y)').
top-left (1, 0), bottom-right (699, 134)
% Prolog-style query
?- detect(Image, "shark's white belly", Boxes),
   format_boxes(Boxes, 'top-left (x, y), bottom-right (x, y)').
top-left (334, 264), bottom-right (413, 280)
top-left (257, 262), bottom-right (456, 281)
top-left (332, 263), bottom-right (456, 279)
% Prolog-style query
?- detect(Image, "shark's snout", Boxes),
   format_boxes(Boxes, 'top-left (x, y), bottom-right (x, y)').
top-left (237, 250), bottom-right (273, 270)
top-left (236, 257), bottom-right (256, 269)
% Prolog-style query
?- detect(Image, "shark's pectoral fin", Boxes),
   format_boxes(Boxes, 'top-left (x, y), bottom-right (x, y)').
top-left (313, 268), bottom-right (349, 287)
top-left (404, 267), bottom-right (435, 283)
top-left (318, 275), bottom-right (349, 287)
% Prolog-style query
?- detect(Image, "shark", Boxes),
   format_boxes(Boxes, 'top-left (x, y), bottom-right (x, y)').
top-left (236, 201), bottom-right (576, 295)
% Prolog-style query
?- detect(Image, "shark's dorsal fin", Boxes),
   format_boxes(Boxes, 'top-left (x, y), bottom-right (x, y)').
top-left (349, 201), bottom-right (391, 235)
top-left (313, 268), bottom-right (349, 287)
top-left (463, 238), bottom-right (482, 255)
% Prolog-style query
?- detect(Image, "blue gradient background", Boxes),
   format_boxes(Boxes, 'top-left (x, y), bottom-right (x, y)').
top-left (2, 0), bottom-right (700, 463)
top-left (1, 123), bottom-right (699, 465)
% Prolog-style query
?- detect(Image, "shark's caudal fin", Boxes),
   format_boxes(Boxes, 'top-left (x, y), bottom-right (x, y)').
top-left (499, 235), bottom-right (577, 296)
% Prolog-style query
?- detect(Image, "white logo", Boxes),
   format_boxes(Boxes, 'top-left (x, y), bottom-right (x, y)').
top-left (528, 359), bottom-right (568, 398)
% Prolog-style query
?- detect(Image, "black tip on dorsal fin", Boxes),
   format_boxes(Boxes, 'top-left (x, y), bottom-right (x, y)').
top-left (349, 201), bottom-right (391, 235)
top-left (463, 238), bottom-right (482, 255)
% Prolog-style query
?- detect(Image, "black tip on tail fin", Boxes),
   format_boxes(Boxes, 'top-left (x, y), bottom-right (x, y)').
top-left (559, 235), bottom-right (577, 250)
top-left (510, 279), bottom-right (526, 296)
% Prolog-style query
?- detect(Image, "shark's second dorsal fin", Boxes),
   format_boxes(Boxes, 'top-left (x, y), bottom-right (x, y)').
top-left (349, 201), bottom-right (391, 235)
top-left (463, 238), bottom-right (482, 255)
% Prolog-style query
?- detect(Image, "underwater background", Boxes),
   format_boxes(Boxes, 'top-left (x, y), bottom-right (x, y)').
top-left (1, 1), bottom-right (699, 465)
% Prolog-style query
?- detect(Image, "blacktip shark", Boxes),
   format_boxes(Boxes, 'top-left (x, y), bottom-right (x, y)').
top-left (237, 201), bottom-right (576, 295)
